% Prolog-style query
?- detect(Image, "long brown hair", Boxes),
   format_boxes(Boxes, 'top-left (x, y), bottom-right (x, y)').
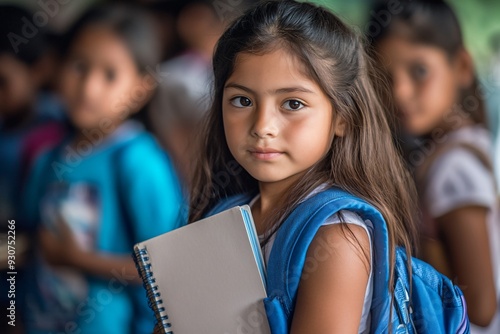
top-left (190, 0), bottom-right (418, 290)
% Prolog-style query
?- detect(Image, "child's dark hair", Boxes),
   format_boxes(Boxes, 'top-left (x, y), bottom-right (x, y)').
top-left (0, 5), bottom-right (49, 65)
top-left (61, 4), bottom-right (161, 73)
top-left (369, 0), bottom-right (487, 127)
top-left (190, 0), bottom-right (418, 296)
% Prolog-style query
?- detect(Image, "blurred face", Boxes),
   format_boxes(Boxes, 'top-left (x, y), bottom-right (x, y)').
top-left (59, 26), bottom-right (144, 130)
top-left (377, 36), bottom-right (462, 136)
top-left (0, 54), bottom-right (36, 117)
top-left (222, 48), bottom-right (341, 190)
top-left (177, 3), bottom-right (223, 52)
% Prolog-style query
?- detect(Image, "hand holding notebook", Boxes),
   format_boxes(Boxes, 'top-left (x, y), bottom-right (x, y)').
top-left (133, 206), bottom-right (270, 334)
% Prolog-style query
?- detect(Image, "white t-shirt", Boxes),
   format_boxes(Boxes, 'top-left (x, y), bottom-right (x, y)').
top-left (250, 188), bottom-right (374, 334)
top-left (423, 125), bottom-right (500, 334)
top-left (149, 52), bottom-right (212, 134)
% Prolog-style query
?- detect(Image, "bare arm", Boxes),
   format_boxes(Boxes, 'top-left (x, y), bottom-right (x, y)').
top-left (290, 223), bottom-right (371, 334)
top-left (437, 205), bottom-right (497, 327)
top-left (39, 224), bottom-right (142, 284)
top-left (71, 250), bottom-right (141, 284)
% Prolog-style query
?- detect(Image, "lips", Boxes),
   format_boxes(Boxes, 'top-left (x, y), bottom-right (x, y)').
top-left (397, 104), bottom-right (420, 117)
top-left (248, 147), bottom-right (283, 160)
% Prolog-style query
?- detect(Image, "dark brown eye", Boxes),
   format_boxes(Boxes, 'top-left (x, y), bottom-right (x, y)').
top-left (72, 60), bottom-right (87, 75)
top-left (410, 64), bottom-right (428, 82)
top-left (283, 99), bottom-right (304, 111)
top-left (105, 69), bottom-right (116, 82)
top-left (230, 96), bottom-right (252, 107)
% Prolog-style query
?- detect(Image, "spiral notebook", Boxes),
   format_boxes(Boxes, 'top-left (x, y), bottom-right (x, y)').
top-left (133, 205), bottom-right (270, 334)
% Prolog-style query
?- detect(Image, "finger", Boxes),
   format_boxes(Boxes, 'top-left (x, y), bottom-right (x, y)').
top-left (153, 324), bottom-right (164, 334)
top-left (55, 213), bottom-right (71, 234)
top-left (39, 228), bottom-right (55, 248)
top-left (54, 213), bottom-right (78, 244)
top-left (39, 228), bottom-right (60, 257)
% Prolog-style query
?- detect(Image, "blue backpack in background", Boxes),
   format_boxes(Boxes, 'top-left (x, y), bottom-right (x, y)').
top-left (209, 187), bottom-right (469, 333)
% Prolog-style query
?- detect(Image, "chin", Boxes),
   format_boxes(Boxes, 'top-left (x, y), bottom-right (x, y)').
top-left (69, 118), bottom-right (98, 131)
top-left (246, 170), bottom-right (287, 184)
top-left (403, 121), bottom-right (435, 138)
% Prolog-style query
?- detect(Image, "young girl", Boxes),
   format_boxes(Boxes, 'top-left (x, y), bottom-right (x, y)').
top-left (188, 1), bottom-right (418, 332)
top-left (372, 0), bottom-right (500, 331)
top-left (22, 5), bottom-right (185, 334)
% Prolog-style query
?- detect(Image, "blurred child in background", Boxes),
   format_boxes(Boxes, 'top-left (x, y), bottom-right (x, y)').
top-left (22, 5), bottom-right (185, 334)
top-left (371, 0), bottom-right (500, 331)
top-left (148, 0), bottom-right (250, 185)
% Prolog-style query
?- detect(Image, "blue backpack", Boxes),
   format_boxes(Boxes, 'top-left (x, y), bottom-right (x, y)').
top-left (209, 187), bottom-right (470, 333)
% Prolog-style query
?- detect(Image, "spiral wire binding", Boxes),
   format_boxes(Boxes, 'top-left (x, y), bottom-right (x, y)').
top-left (133, 246), bottom-right (174, 333)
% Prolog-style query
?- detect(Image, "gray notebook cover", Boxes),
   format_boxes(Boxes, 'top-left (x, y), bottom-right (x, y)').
top-left (134, 205), bottom-right (270, 334)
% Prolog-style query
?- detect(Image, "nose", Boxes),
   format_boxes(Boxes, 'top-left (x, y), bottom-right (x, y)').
top-left (80, 70), bottom-right (103, 103)
top-left (251, 103), bottom-right (279, 138)
top-left (392, 71), bottom-right (414, 106)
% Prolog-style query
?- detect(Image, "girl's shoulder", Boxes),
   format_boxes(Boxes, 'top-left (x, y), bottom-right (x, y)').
top-left (425, 125), bottom-right (493, 180)
top-left (432, 125), bottom-right (493, 174)
top-left (110, 121), bottom-right (167, 164)
top-left (424, 126), bottom-right (497, 216)
top-left (111, 123), bottom-right (182, 192)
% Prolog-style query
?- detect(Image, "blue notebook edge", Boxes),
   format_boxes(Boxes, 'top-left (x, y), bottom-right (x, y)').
top-left (239, 205), bottom-right (267, 291)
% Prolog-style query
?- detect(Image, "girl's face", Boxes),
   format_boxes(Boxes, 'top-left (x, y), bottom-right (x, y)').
top-left (59, 26), bottom-right (144, 130)
top-left (377, 36), bottom-right (463, 136)
top-left (222, 48), bottom-right (342, 190)
top-left (0, 54), bottom-right (36, 117)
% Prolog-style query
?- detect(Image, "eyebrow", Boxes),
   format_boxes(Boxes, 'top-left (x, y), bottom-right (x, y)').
top-left (224, 82), bottom-right (315, 95)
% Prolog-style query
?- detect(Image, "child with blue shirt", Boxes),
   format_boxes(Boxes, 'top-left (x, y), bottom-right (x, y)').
top-left (22, 5), bottom-right (186, 334)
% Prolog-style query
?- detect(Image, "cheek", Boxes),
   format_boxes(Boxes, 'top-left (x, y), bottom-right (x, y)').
top-left (12, 70), bottom-right (33, 98)
top-left (108, 78), bottom-right (143, 112)
top-left (419, 74), bottom-right (457, 116)
top-left (285, 113), bottom-right (332, 157)
top-left (3, 79), bottom-right (23, 106)
top-left (222, 112), bottom-right (243, 149)
top-left (0, 83), bottom-right (24, 112)
top-left (6, 82), bottom-right (35, 114)
top-left (105, 86), bottom-right (124, 114)
top-left (59, 70), bottom-right (78, 102)
top-left (120, 78), bottom-right (139, 99)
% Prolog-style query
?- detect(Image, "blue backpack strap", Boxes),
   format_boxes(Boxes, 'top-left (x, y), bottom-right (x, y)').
top-left (264, 187), bottom-right (392, 333)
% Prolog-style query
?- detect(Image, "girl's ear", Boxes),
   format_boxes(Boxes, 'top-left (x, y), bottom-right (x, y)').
top-left (455, 48), bottom-right (474, 89)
